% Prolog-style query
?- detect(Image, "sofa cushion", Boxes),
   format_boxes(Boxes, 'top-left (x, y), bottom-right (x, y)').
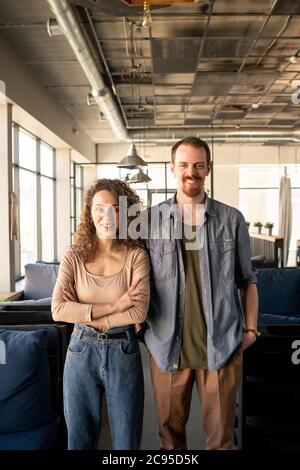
top-left (257, 268), bottom-right (300, 316)
top-left (0, 329), bottom-right (53, 433)
top-left (0, 297), bottom-right (52, 307)
top-left (24, 263), bottom-right (59, 300)
top-left (0, 420), bottom-right (54, 450)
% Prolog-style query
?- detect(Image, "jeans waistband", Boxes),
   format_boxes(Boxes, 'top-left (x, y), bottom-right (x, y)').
top-left (74, 325), bottom-right (136, 341)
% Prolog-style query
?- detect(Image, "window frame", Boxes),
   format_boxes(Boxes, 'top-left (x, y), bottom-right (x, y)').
top-left (12, 124), bottom-right (57, 278)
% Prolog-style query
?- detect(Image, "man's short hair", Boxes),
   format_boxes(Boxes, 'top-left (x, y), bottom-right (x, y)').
top-left (171, 136), bottom-right (211, 166)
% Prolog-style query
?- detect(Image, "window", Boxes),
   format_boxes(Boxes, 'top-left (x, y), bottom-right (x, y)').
top-left (13, 126), bottom-right (56, 276)
top-left (239, 164), bottom-right (300, 266)
top-left (19, 169), bottom-right (37, 270)
top-left (96, 162), bottom-right (177, 208)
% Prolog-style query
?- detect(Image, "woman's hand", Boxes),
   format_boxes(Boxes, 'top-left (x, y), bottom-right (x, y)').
top-left (115, 278), bottom-right (148, 312)
top-left (62, 283), bottom-right (78, 302)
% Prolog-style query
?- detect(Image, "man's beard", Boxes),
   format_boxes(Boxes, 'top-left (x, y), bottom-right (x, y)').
top-left (182, 177), bottom-right (202, 197)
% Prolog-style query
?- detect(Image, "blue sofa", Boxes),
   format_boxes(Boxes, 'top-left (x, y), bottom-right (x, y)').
top-left (257, 267), bottom-right (300, 326)
top-left (0, 262), bottom-right (70, 450)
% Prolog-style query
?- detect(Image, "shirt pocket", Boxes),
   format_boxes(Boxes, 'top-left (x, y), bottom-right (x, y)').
top-left (210, 239), bottom-right (235, 253)
top-left (149, 241), bottom-right (176, 280)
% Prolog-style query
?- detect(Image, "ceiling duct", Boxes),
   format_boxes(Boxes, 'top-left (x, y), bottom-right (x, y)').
top-left (135, 127), bottom-right (300, 144)
top-left (46, 0), bottom-right (128, 141)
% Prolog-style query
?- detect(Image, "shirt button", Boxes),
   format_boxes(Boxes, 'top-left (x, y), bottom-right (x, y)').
top-left (172, 363), bottom-right (178, 369)
top-left (180, 267), bottom-right (183, 271)
top-left (176, 336), bottom-right (181, 341)
top-left (179, 290), bottom-right (182, 295)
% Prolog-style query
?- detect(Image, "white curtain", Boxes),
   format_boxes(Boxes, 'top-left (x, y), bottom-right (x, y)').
top-left (279, 175), bottom-right (292, 266)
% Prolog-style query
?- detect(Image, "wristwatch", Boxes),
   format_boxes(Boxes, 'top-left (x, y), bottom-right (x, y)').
top-left (244, 328), bottom-right (260, 338)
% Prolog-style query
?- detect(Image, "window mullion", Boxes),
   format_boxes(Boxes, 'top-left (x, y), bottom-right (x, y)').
top-left (36, 138), bottom-right (41, 261)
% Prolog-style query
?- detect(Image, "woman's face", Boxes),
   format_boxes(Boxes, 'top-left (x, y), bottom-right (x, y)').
top-left (91, 190), bottom-right (119, 239)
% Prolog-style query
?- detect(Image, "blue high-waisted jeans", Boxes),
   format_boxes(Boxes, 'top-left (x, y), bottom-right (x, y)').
top-left (63, 323), bottom-right (144, 450)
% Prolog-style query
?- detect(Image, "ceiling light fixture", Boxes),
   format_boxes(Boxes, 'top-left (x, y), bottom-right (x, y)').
top-left (117, 143), bottom-right (147, 169)
top-left (128, 168), bottom-right (151, 183)
top-left (252, 103), bottom-right (260, 109)
top-left (290, 56), bottom-right (298, 64)
top-left (142, 1), bottom-right (152, 29)
top-left (118, 20), bottom-right (147, 169)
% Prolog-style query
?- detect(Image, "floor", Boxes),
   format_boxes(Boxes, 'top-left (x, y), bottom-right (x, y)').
top-left (99, 344), bottom-right (206, 450)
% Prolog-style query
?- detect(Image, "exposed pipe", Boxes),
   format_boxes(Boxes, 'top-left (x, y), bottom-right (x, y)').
top-left (46, 0), bottom-right (128, 141)
top-left (133, 127), bottom-right (300, 144)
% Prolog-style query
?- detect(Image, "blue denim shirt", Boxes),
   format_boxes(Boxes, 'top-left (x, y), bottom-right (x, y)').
top-left (143, 194), bottom-right (257, 372)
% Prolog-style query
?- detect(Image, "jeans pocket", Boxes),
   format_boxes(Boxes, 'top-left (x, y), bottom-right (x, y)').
top-left (119, 338), bottom-right (140, 357)
top-left (68, 334), bottom-right (87, 355)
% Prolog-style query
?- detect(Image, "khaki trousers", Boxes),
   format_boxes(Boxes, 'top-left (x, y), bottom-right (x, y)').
top-left (150, 353), bottom-right (242, 450)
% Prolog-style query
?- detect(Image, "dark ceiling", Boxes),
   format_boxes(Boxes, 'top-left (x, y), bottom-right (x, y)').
top-left (0, 0), bottom-right (300, 143)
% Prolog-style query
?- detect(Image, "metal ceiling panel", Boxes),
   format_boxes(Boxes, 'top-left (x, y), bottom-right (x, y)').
top-left (269, 119), bottom-right (299, 126)
top-left (193, 72), bottom-right (236, 95)
top-left (93, 19), bottom-right (128, 39)
top-left (154, 85), bottom-right (191, 96)
top-left (198, 59), bottom-right (242, 72)
top-left (272, 0), bottom-right (300, 15)
top-left (231, 72), bottom-right (279, 94)
top-left (207, 16), bottom-right (265, 37)
top-left (153, 38), bottom-right (201, 59)
top-left (1, 0), bottom-right (300, 143)
top-left (155, 96), bottom-right (188, 105)
top-left (153, 58), bottom-right (199, 73)
top-left (253, 39), bottom-right (300, 57)
top-left (152, 38), bottom-right (201, 73)
top-left (280, 17), bottom-right (300, 37)
top-left (213, 0), bottom-right (275, 15)
top-left (216, 111), bottom-right (247, 120)
top-left (115, 83), bottom-right (153, 97)
top-left (202, 38), bottom-right (252, 58)
top-left (101, 39), bottom-right (151, 59)
top-left (185, 118), bottom-right (212, 125)
top-left (151, 18), bottom-right (207, 38)
top-left (153, 73), bottom-right (194, 84)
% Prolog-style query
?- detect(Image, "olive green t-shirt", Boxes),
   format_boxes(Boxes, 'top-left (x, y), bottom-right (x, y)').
top-left (179, 225), bottom-right (208, 369)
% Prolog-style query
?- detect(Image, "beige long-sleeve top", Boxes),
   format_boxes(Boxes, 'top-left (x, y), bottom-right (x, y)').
top-left (51, 246), bottom-right (150, 331)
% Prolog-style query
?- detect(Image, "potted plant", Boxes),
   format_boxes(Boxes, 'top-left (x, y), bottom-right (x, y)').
top-left (254, 221), bottom-right (263, 234)
top-left (264, 222), bottom-right (274, 236)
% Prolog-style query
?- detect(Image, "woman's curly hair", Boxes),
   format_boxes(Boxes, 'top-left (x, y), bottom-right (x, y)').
top-left (73, 179), bottom-right (142, 263)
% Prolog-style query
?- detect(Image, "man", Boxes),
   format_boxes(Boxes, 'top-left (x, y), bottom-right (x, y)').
top-left (143, 136), bottom-right (258, 450)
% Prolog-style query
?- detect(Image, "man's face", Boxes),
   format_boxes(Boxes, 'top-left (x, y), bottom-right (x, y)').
top-left (170, 144), bottom-right (210, 198)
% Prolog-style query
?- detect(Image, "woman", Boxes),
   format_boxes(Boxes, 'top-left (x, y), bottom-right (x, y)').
top-left (51, 179), bottom-right (150, 450)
